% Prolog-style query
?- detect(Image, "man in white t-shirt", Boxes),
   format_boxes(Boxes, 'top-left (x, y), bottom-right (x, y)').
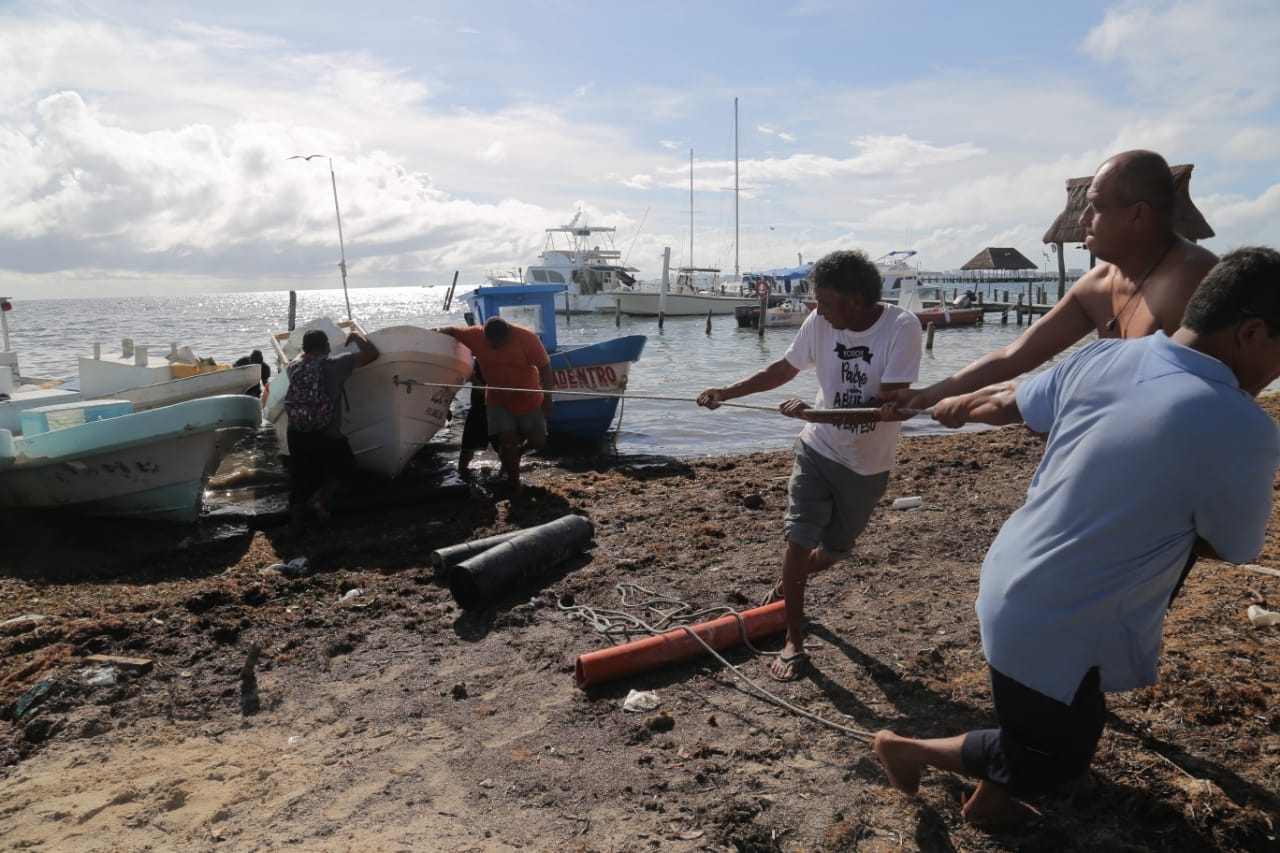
top-left (698, 249), bottom-right (922, 680)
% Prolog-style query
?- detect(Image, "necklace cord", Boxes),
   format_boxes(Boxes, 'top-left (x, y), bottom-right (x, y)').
top-left (1106, 239), bottom-right (1177, 334)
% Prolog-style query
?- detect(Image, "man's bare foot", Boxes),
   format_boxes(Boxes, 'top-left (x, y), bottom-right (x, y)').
top-left (768, 650), bottom-right (808, 682)
top-left (873, 730), bottom-right (923, 795)
top-left (961, 780), bottom-right (1041, 825)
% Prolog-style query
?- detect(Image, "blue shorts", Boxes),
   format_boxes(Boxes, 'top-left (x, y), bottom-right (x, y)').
top-left (961, 666), bottom-right (1106, 797)
top-left (783, 438), bottom-right (888, 560)
top-left (487, 403), bottom-right (547, 439)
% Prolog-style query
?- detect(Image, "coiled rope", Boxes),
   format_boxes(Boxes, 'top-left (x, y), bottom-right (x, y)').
top-left (559, 583), bottom-right (876, 742)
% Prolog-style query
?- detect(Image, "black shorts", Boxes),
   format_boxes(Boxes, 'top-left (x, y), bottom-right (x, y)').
top-left (960, 666), bottom-right (1106, 796)
top-left (287, 429), bottom-right (355, 503)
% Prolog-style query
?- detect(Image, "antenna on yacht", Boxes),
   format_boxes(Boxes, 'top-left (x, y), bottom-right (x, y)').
top-left (624, 207), bottom-right (649, 265)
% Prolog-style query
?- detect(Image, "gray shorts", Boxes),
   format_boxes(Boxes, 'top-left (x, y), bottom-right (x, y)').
top-left (783, 438), bottom-right (888, 559)
top-left (487, 402), bottom-right (547, 438)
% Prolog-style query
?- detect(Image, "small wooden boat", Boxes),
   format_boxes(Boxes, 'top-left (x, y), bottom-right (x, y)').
top-left (78, 340), bottom-right (261, 407)
top-left (898, 281), bottom-right (983, 327)
top-left (0, 395), bottom-right (263, 521)
top-left (734, 297), bottom-right (814, 329)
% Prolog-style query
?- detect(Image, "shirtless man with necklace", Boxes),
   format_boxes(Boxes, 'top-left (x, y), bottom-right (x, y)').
top-left (890, 150), bottom-right (1218, 427)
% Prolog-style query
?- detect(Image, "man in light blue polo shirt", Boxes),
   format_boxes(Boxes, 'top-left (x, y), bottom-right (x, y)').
top-left (872, 246), bottom-right (1280, 824)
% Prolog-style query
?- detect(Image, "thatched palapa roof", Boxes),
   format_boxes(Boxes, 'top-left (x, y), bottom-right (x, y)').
top-left (960, 247), bottom-right (1038, 271)
top-left (1042, 163), bottom-right (1214, 244)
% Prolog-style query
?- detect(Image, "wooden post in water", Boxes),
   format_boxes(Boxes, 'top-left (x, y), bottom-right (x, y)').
top-left (1016, 293), bottom-right (1024, 325)
top-left (706, 310), bottom-right (713, 335)
top-left (288, 291), bottom-right (297, 331)
top-left (442, 270), bottom-right (459, 312)
top-left (658, 246), bottom-right (670, 331)
top-left (925, 322), bottom-right (936, 351)
top-left (615, 299), bottom-right (621, 328)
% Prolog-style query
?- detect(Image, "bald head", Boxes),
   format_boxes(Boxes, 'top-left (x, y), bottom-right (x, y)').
top-left (1097, 150), bottom-right (1175, 222)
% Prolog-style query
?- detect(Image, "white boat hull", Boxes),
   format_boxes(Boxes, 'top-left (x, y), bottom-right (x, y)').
top-left (607, 290), bottom-right (762, 316)
top-left (266, 323), bottom-right (473, 478)
top-left (0, 395), bottom-right (263, 522)
top-left (79, 347), bottom-right (262, 409)
top-left (106, 364), bottom-right (262, 411)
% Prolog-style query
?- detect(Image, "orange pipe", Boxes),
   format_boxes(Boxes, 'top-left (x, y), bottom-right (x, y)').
top-left (573, 601), bottom-right (787, 689)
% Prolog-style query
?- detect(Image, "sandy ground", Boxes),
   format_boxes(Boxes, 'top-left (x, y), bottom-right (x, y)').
top-left (2, 399), bottom-right (1280, 852)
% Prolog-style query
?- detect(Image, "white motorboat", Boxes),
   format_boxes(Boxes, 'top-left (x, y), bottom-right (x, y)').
top-left (607, 263), bottom-right (770, 316)
top-left (876, 250), bottom-right (921, 297)
top-left (265, 319), bottom-right (473, 478)
top-left (0, 395), bottom-right (264, 522)
top-left (485, 212), bottom-right (640, 315)
top-left (897, 279), bottom-right (984, 327)
top-left (734, 297), bottom-right (815, 329)
top-left (608, 286), bottom-right (763, 317)
top-left (79, 339), bottom-right (261, 411)
top-left (0, 298), bottom-right (260, 434)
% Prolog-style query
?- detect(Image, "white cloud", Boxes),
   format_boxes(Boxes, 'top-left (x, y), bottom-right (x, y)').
top-left (2, 2), bottom-right (1280, 296)
top-left (1082, 1), bottom-right (1280, 105)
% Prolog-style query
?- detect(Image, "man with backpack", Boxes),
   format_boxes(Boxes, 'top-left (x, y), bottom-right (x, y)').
top-left (284, 327), bottom-right (379, 534)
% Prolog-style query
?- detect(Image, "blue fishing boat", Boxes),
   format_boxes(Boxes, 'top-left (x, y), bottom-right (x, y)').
top-left (461, 283), bottom-right (646, 443)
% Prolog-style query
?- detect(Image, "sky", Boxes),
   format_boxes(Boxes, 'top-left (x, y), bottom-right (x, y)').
top-left (2, 0), bottom-right (1279, 298)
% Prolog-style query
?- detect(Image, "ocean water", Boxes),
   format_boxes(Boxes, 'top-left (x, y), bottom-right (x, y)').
top-left (3, 283), bottom-right (1073, 459)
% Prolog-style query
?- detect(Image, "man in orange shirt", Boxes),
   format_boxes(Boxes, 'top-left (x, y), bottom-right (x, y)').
top-left (439, 317), bottom-right (553, 493)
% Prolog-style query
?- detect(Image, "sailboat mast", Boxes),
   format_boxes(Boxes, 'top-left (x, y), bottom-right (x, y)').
top-left (733, 97), bottom-right (740, 279)
top-left (689, 148), bottom-right (694, 269)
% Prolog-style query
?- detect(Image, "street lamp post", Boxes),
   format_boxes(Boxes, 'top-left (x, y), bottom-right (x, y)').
top-left (289, 154), bottom-right (352, 321)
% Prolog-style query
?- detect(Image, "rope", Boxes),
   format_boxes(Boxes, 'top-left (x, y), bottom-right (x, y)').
top-left (559, 583), bottom-right (877, 742)
top-left (392, 377), bottom-right (930, 418)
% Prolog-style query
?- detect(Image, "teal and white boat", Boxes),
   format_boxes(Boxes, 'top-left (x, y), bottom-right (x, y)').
top-left (0, 395), bottom-right (263, 522)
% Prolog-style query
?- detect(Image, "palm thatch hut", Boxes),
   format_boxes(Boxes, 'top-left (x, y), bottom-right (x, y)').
top-left (960, 247), bottom-right (1038, 273)
top-left (1041, 163), bottom-right (1214, 298)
